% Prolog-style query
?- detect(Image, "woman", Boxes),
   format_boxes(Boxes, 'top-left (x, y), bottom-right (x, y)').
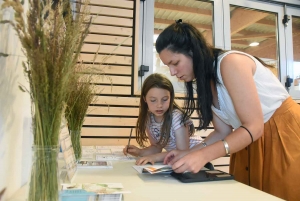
top-left (156, 20), bottom-right (300, 201)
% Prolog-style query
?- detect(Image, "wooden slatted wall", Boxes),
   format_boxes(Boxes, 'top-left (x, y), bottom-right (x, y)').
top-left (79, 0), bottom-right (252, 173)
top-left (81, 0), bottom-right (137, 146)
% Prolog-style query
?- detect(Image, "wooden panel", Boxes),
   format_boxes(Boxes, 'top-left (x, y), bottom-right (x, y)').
top-left (211, 157), bottom-right (230, 166)
top-left (82, 127), bottom-right (137, 137)
top-left (81, 138), bottom-right (140, 146)
top-left (91, 96), bottom-right (189, 106)
top-left (89, 0), bottom-right (134, 9)
top-left (80, 65), bottom-right (132, 75)
top-left (86, 106), bottom-right (203, 120)
top-left (84, 117), bottom-right (137, 126)
top-left (88, 6), bottom-right (133, 18)
top-left (88, 106), bottom-right (138, 116)
top-left (214, 166), bottom-right (230, 173)
top-left (85, 34), bottom-right (132, 46)
top-left (83, 117), bottom-right (200, 127)
top-left (81, 44), bottom-right (132, 55)
top-left (81, 127), bottom-right (212, 139)
top-left (100, 65), bottom-right (132, 75)
top-left (92, 96), bottom-right (139, 106)
top-left (92, 16), bottom-right (133, 27)
top-left (89, 25), bottom-right (132, 36)
top-left (79, 54), bottom-right (132, 65)
top-left (89, 75), bottom-right (131, 85)
top-left (93, 85), bottom-right (131, 95)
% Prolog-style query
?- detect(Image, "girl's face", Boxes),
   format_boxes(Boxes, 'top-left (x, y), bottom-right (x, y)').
top-left (159, 49), bottom-right (194, 82)
top-left (144, 87), bottom-right (171, 122)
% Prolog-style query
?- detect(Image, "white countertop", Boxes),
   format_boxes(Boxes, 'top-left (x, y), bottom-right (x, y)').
top-left (74, 161), bottom-right (284, 201)
top-left (9, 160), bottom-right (284, 201)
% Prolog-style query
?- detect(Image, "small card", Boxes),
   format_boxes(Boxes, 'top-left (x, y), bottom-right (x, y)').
top-left (61, 183), bottom-right (130, 201)
top-left (77, 160), bottom-right (113, 169)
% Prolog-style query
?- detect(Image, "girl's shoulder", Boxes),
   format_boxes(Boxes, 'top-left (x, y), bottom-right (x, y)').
top-left (172, 108), bottom-right (183, 116)
top-left (171, 109), bottom-right (187, 123)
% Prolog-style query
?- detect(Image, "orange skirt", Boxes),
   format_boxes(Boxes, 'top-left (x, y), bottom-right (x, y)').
top-left (230, 97), bottom-right (300, 201)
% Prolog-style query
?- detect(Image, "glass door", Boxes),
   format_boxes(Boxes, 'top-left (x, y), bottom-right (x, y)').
top-left (136, 0), bottom-right (223, 94)
top-left (223, 0), bottom-right (286, 82)
top-left (285, 6), bottom-right (300, 99)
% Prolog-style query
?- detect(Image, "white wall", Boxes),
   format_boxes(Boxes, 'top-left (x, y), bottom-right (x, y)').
top-left (0, 1), bottom-right (32, 200)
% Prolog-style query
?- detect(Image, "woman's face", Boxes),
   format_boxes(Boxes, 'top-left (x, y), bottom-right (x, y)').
top-left (159, 48), bottom-right (194, 82)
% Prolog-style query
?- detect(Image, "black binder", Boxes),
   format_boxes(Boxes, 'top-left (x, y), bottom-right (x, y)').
top-left (171, 169), bottom-right (234, 183)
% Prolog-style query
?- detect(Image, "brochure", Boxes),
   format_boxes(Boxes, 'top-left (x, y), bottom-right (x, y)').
top-left (133, 164), bottom-right (173, 174)
top-left (61, 183), bottom-right (130, 201)
top-left (76, 160), bottom-right (113, 169)
top-left (143, 165), bottom-right (173, 174)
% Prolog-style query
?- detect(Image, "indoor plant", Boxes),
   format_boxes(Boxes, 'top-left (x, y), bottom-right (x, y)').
top-left (65, 67), bottom-right (94, 161)
top-left (1, 0), bottom-right (91, 200)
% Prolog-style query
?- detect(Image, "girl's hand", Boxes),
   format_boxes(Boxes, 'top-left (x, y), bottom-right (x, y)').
top-left (170, 150), bottom-right (208, 173)
top-left (123, 145), bottom-right (141, 157)
top-left (135, 155), bottom-right (157, 165)
top-left (163, 149), bottom-right (190, 165)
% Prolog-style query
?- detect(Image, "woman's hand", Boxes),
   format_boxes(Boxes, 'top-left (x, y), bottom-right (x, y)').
top-left (123, 145), bottom-right (141, 157)
top-left (135, 155), bottom-right (158, 165)
top-left (163, 149), bottom-right (190, 165)
top-left (168, 150), bottom-right (208, 173)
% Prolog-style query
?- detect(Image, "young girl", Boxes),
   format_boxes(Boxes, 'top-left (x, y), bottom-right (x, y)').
top-left (123, 73), bottom-right (202, 165)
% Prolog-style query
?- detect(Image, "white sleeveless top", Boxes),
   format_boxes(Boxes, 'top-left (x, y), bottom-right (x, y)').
top-left (211, 51), bottom-right (289, 129)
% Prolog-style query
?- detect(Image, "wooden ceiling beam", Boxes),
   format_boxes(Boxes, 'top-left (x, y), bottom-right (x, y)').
top-left (231, 40), bottom-right (251, 46)
top-left (291, 32), bottom-right (300, 61)
top-left (244, 38), bottom-right (276, 58)
top-left (230, 8), bottom-right (269, 35)
top-left (231, 33), bottom-right (276, 40)
top-left (154, 29), bottom-right (162, 35)
top-left (256, 19), bottom-right (276, 27)
top-left (154, 18), bottom-right (211, 30)
top-left (245, 31), bottom-right (300, 60)
top-left (155, 2), bottom-right (212, 16)
top-left (255, 19), bottom-right (300, 33)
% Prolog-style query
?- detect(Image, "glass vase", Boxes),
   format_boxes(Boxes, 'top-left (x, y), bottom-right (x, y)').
top-left (70, 130), bottom-right (82, 161)
top-left (28, 145), bottom-right (59, 201)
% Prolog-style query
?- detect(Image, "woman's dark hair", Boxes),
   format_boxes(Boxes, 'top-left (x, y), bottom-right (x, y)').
top-left (136, 73), bottom-right (194, 147)
top-left (156, 22), bottom-right (224, 130)
top-left (155, 22), bottom-right (273, 130)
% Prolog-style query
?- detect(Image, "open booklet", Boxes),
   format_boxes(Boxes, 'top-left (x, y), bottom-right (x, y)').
top-left (143, 165), bottom-right (173, 174)
top-left (133, 163), bottom-right (210, 174)
top-left (133, 164), bottom-right (173, 174)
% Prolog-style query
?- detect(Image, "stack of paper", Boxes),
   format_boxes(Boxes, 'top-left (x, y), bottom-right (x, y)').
top-left (81, 146), bottom-right (136, 161)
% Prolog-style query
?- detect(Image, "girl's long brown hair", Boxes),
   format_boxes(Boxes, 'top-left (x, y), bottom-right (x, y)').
top-left (136, 73), bottom-right (194, 147)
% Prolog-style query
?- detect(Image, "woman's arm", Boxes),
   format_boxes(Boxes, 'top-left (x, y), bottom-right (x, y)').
top-left (190, 113), bottom-right (232, 152)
